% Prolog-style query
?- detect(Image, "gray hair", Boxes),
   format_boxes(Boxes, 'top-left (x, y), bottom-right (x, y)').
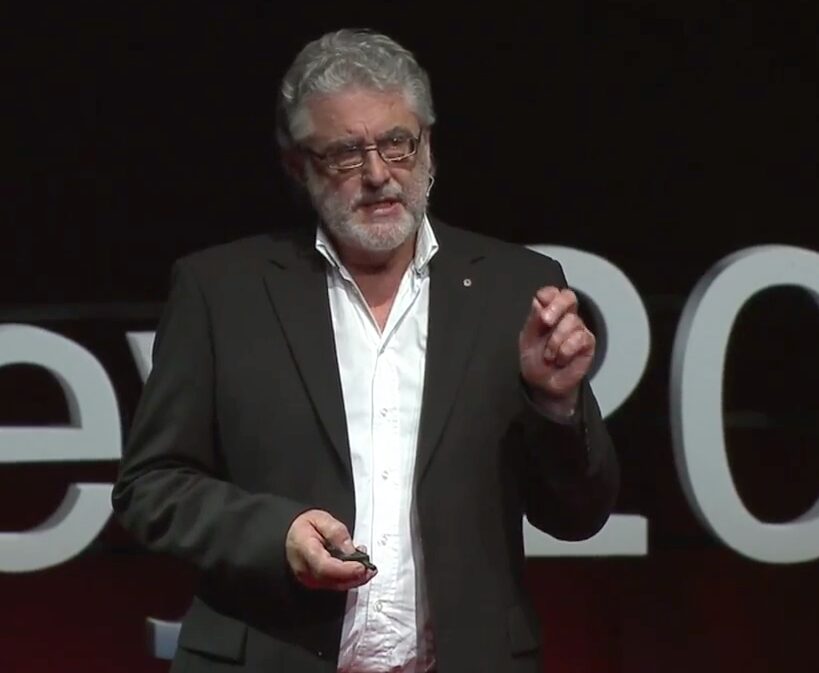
top-left (276, 29), bottom-right (436, 150)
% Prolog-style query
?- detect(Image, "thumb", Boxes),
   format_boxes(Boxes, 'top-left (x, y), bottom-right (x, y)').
top-left (520, 297), bottom-right (546, 344)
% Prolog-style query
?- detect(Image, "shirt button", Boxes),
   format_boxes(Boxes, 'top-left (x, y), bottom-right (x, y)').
top-left (380, 407), bottom-right (388, 417)
top-left (379, 534), bottom-right (388, 546)
top-left (381, 470), bottom-right (389, 480)
top-left (375, 600), bottom-right (383, 612)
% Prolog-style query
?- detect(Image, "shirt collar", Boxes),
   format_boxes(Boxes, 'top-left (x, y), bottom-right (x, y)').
top-left (315, 214), bottom-right (439, 276)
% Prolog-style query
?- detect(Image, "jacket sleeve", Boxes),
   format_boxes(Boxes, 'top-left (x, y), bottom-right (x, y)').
top-left (111, 259), bottom-right (310, 603)
top-left (517, 377), bottom-right (620, 540)
top-left (514, 256), bottom-right (620, 540)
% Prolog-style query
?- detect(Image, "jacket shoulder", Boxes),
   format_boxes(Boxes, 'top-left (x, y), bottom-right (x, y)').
top-left (177, 234), bottom-right (277, 271)
top-left (433, 220), bottom-right (565, 276)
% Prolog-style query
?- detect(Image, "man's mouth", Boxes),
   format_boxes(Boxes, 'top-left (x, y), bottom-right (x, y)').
top-left (358, 198), bottom-right (403, 216)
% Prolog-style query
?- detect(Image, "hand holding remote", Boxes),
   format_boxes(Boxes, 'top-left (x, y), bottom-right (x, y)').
top-left (285, 509), bottom-right (377, 590)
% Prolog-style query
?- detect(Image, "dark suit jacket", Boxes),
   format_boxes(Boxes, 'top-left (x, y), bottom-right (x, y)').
top-left (112, 219), bottom-right (619, 673)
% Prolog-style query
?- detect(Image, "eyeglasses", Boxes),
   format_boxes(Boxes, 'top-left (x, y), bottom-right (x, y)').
top-left (303, 131), bottom-right (423, 172)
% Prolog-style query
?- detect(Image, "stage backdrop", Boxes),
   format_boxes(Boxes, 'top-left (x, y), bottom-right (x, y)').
top-left (3, 3), bottom-right (817, 672)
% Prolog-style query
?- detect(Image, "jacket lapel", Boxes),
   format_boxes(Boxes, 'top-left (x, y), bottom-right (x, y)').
top-left (260, 231), bottom-right (353, 481)
top-left (256, 221), bottom-right (492, 488)
top-left (415, 225), bottom-right (491, 485)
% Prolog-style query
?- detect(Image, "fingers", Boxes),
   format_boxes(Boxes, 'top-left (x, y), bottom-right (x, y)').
top-left (521, 287), bottom-right (579, 345)
top-left (521, 286), bottom-right (594, 399)
top-left (538, 288), bottom-right (578, 329)
top-left (552, 327), bottom-right (595, 367)
top-left (303, 537), bottom-right (373, 588)
top-left (544, 313), bottom-right (594, 365)
top-left (535, 286), bottom-right (561, 309)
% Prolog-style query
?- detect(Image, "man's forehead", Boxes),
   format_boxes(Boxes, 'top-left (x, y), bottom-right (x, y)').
top-left (305, 88), bottom-right (418, 140)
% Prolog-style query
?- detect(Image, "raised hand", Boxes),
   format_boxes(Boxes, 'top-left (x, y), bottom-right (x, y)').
top-left (518, 286), bottom-right (595, 417)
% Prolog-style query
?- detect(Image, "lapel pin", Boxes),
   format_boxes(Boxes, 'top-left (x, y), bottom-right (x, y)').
top-left (463, 278), bottom-right (472, 287)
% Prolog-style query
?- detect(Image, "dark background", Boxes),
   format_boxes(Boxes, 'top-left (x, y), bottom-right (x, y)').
top-left (2, 2), bottom-right (817, 671)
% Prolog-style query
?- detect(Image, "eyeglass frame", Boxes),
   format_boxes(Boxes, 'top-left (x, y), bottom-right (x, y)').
top-left (300, 128), bottom-right (425, 173)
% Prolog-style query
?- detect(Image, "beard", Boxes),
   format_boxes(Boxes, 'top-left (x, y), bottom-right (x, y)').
top-left (304, 160), bottom-right (431, 253)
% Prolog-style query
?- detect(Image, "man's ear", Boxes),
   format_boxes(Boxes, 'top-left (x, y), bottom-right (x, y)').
top-left (423, 128), bottom-right (436, 177)
top-left (282, 149), bottom-right (306, 184)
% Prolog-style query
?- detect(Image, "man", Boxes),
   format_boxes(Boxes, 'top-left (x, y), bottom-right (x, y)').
top-left (112, 28), bottom-right (619, 673)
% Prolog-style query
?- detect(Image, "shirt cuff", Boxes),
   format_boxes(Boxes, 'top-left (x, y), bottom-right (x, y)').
top-left (519, 376), bottom-right (585, 430)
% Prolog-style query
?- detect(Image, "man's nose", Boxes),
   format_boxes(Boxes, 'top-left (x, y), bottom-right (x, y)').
top-left (360, 149), bottom-right (390, 187)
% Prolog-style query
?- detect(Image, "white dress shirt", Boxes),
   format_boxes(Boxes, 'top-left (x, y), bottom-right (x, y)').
top-left (315, 217), bottom-right (439, 673)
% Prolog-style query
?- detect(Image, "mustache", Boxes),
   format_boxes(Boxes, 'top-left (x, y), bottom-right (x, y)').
top-left (353, 186), bottom-right (405, 208)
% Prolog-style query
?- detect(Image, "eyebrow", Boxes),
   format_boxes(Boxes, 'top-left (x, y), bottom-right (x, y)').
top-left (376, 126), bottom-right (416, 140)
top-left (323, 126), bottom-right (417, 150)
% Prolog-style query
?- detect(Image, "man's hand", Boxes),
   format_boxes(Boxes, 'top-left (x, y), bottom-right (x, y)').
top-left (518, 286), bottom-right (595, 418)
top-left (285, 509), bottom-right (376, 591)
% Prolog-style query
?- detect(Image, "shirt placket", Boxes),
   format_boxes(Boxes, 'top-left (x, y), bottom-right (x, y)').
top-left (354, 340), bottom-right (395, 664)
top-left (336, 265), bottom-right (427, 670)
